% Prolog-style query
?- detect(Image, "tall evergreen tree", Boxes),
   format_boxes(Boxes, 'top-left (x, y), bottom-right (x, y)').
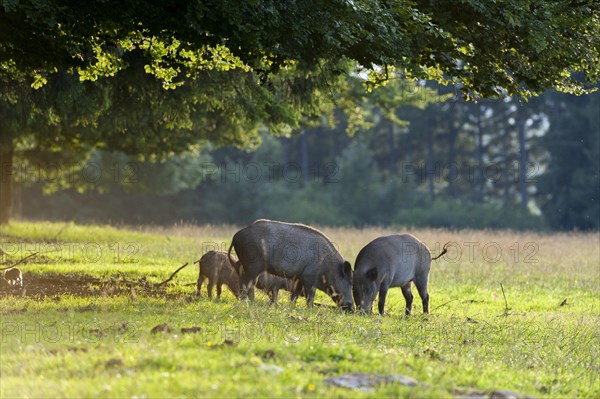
top-left (537, 91), bottom-right (600, 229)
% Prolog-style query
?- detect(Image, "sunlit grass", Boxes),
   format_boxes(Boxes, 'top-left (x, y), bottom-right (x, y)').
top-left (1, 221), bottom-right (599, 398)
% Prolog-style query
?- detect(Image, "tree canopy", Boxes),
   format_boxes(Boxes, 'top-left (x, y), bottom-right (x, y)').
top-left (2, 0), bottom-right (600, 226)
top-left (2, 0), bottom-right (599, 98)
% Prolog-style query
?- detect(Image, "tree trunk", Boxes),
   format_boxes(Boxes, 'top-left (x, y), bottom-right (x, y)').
top-left (0, 133), bottom-right (13, 225)
top-left (447, 124), bottom-right (458, 199)
top-left (473, 108), bottom-right (485, 202)
top-left (426, 130), bottom-right (435, 206)
top-left (388, 123), bottom-right (397, 175)
top-left (517, 104), bottom-right (529, 211)
top-left (299, 130), bottom-right (309, 184)
top-left (405, 134), bottom-right (413, 164)
top-left (281, 137), bottom-right (289, 167)
top-left (13, 182), bottom-right (22, 219)
top-left (502, 128), bottom-right (512, 205)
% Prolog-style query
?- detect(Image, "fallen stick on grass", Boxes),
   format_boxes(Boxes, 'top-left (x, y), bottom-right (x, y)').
top-left (155, 262), bottom-right (189, 288)
top-left (430, 298), bottom-right (458, 313)
top-left (0, 252), bottom-right (39, 270)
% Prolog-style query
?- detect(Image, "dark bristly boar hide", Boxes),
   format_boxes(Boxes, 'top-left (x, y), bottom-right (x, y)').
top-left (353, 234), bottom-right (448, 315)
top-left (229, 219), bottom-right (353, 310)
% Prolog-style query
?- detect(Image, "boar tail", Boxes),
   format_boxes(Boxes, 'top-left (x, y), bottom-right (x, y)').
top-left (227, 241), bottom-right (241, 274)
top-left (432, 242), bottom-right (450, 260)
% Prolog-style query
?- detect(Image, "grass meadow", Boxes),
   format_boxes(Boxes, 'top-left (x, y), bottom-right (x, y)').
top-left (1, 221), bottom-right (598, 398)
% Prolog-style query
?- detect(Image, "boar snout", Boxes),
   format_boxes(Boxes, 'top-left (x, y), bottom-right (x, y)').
top-left (327, 284), bottom-right (354, 312)
top-left (356, 304), bottom-right (373, 314)
top-left (353, 294), bottom-right (374, 314)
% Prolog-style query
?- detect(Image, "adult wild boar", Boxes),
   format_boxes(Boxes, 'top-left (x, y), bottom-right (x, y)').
top-left (353, 234), bottom-right (448, 315)
top-left (228, 219), bottom-right (353, 310)
top-left (195, 250), bottom-right (240, 299)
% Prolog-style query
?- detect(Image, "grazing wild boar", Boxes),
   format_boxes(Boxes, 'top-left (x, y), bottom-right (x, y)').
top-left (228, 219), bottom-right (353, 310)
top-left (3, 267), bottom-right (23, 288)
top-left (234, 260), bottom-right (304, 304)
top-left (353, 234), bottom-right (448, 315)
top-left (195, 250), bottom-right (240, 299)
top-left (255, 272), bottom-right (303, 304)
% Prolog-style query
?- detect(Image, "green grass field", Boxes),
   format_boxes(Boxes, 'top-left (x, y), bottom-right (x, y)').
top-left (1, 222), bottom-right (598, 398)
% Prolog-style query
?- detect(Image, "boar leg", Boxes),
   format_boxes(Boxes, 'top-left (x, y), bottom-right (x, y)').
top-left (305, 285), bottom-right (317, 307)
top-left (414, 276), bottom-right (429, 314)
top-left (216, 284), bottom-right (222, 299)
top-left (196, 276), bottom-right (205, 297)
top-left (207, 280), bottom-right (215, 299)
top-left (290, 278), bottom-right (303, 304)
top-left (269, 289), bottom-right (279, 305)
top-left (401, 283), bottom-right (414, 315)
top-left (239, 273), bottom-right (257, 301)
top-left (240, 284), bottom-right (256, 301)
top-left (378, 285), bottom-right (389, 316)
top-left (290, 289), bottom-right (300, 304)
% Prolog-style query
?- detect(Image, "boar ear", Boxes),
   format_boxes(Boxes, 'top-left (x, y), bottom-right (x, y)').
top-left (366, 268), bottom-right (377, 281)
top-left (341, 261), bottom-right (352, 277)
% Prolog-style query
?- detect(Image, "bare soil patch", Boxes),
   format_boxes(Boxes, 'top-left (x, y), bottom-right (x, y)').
top-left (0, 272), bottom-right (188, 300)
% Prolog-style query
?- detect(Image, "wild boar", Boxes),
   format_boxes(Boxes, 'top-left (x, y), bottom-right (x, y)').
top-left (195, 250), bottom-right (240, 299)
top-left (3, 267), bottom-right (22, 288)
top-left (255, 272), bottom-right (303, 304)
top-left (234, 259), bottom-right (304, 304)
top-left (228, 219), bottom-right (353, 310)
top-left (353, 234), bottom-right (448, 315)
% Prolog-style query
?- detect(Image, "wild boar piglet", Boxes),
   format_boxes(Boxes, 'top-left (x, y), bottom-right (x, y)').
top-left (196, 250), bottom-right (240, 299)
top-left (3, 267), bottom-right (23, 288)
